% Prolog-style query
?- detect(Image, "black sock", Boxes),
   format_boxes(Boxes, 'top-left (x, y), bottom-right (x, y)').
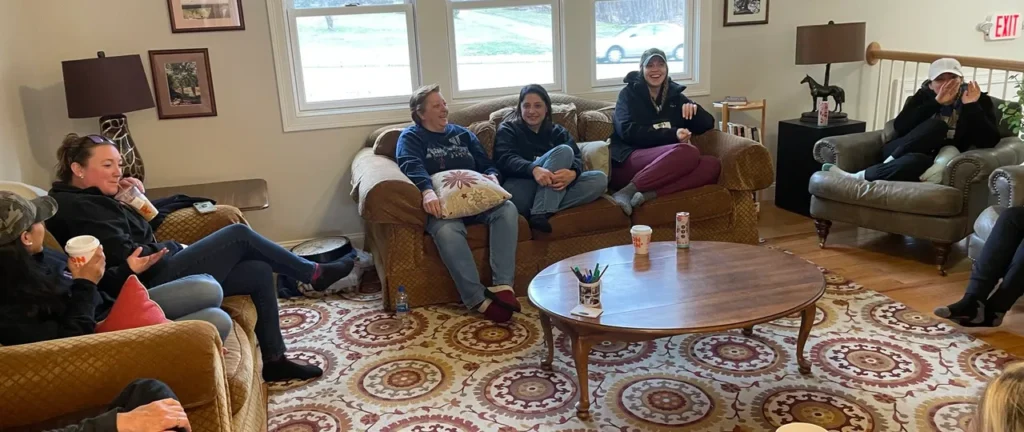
top-left (263, 357), bottom-right (323, 382)
top-left (528, 213), bottom-right (553, 233)
top-left (934, 295), bottom-right (983, 322)
top-left (958, 309), bottom-right (1005, 328)
top-left (311, 254), bottom-right (355, 292)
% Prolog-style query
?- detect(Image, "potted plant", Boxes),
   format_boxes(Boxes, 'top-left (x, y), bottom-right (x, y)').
top-left (1000, 74), bottom-right (1022, 138)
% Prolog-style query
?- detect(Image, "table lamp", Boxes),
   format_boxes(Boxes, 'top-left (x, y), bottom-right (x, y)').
top-left (62, 51), bottom-right (155, 181)
top-left (795, 21), bottom-right (866, 124)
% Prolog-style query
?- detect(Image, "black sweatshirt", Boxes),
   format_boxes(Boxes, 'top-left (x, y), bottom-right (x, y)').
top-left (494, 121), bottom-right (583, 180)
top-left (48, 182), bottom-right (181, 283)
top-left (609, 71), bottom-right (715, 164)
top-left (0, 248), bottom-right (135, 346)
top-left (893, 85), bottom-right (1002, 152)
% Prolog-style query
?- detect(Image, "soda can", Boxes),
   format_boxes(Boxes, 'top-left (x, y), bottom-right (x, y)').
top-left (676, 212), bottom-right (690, 249)
top-left (817, 99), bottom-right (829, 126)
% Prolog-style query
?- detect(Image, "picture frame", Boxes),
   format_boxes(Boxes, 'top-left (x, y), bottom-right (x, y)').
top-left (166, 0), bottom-right (244, 33)
top-left (149, 49), bottom-right (218, 120)
top-left (724, 0), bottom-right (769, 27)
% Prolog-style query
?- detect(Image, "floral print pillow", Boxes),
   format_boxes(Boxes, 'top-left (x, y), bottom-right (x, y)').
top-left (430, 170), bottom-right (511, 219)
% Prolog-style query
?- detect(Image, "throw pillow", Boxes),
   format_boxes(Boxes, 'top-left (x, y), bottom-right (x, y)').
top-left (579, 109), bottom-right (615, 142)
top-left (919, 145), bottom-right (961, 184)
top-left (468, 120), bottom-right (497, 158)
top-left (372, 126), bottom-right (407, 159)
top-left (578, 141), bottom-right (611, 178)
top-left (431, 170), bottom-right (511, 219)
top-left (488, 103), bottom-right (579, 141)
top-left (95, 275), bottom-right (171, 333)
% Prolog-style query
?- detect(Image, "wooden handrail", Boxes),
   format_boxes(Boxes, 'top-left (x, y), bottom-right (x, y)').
top-left (865, 42), bottom-right (1024, 72)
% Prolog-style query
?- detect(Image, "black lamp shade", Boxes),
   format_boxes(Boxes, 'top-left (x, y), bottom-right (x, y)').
top-left (62, 54), bottom-right (155, 119)
top-left (795, 22), bottom-right (866, 65)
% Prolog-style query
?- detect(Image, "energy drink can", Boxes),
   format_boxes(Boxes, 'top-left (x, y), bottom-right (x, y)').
top-left (676, 212), bottom-right (690, 249)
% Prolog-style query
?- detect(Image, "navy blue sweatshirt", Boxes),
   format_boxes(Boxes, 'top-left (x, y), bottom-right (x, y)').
top-left (48, 182), bottom-right (182, 284)
top-left (893, 84), bottom-right (1001, 153)
top-left (0, 248), bottom-right (135, 346)
top-left (396, 123), bottom-right (500, 192)
top-left (609, 71), bottom-right (715, 164)
top-left (494, 121), bottom-right (583, 179)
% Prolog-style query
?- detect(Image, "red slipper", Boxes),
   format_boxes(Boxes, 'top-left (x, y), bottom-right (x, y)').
top-left (488, 285), bottom-right (521, 312)
top-left (477, 299), bottom-right (512, 323)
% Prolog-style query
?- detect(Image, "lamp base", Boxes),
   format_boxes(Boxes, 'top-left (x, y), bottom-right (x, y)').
top-left (100, 114), bottom-right (145, 182)
top-left (799, 111), bottom-right (849, 125)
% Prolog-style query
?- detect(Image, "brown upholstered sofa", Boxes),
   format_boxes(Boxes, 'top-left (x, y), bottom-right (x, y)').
top-left (0, 183), bottom-right (265, 432)
top-left (969, 164), bottom-right (1024, 260)
top-left (351, 94), bottom-right (774, 309)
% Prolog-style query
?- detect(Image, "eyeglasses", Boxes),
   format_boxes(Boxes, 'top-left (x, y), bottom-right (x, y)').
top-left (85, 134), bottom-right (112, 144)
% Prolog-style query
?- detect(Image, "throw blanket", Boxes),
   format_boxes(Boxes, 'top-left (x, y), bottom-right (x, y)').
top-left (150, 194), bottom-right (216, 231)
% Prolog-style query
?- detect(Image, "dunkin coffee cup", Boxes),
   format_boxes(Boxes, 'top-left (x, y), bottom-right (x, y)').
top-left (115, 185), bottom-right (158, 222)
top-left (65, 235), bottom-right (100, 266)
top-left (630, 225), bottom-right (653, 255)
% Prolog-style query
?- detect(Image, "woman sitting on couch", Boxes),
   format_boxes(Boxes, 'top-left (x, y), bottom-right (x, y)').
top-left (494, 84), bottom-right (608, 232)
top-left (609, 48), bottom-right (721, 215)
top-left (0, 191), bottom-right (230, 347)
top-left (45, 134), bottom-right (354, 382)
top-left (396, 84), bottom-right (521, 323)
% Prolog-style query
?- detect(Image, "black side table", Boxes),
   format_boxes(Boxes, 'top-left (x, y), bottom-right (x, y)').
top-left (775, 119), bottom-right (867, 217)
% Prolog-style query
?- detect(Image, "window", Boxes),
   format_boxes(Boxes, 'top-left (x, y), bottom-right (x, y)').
top-left (288, 0), bottom-right (418, 109)
top-left (448, 0), bottom-right (561, 97)
top-left (592, 0), bottom-right (694, 87)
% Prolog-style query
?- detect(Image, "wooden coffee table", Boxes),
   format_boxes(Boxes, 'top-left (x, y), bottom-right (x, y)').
top-left (528, 241), bottom-right (825, 420)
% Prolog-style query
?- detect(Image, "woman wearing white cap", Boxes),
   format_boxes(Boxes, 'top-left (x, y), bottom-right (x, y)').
top-left (824, 58), bottom-right (1001, 181)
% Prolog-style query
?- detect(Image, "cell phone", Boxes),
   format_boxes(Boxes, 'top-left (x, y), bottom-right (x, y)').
top-left (193, 201), bottom-right (216, 214)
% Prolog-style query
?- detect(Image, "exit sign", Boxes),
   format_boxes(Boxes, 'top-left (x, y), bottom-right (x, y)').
top-left (983, 13), bottom-right (1021, 40)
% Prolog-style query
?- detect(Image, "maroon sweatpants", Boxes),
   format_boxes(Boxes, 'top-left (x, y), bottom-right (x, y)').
top-left (609, 143), bottom-right (721, 195)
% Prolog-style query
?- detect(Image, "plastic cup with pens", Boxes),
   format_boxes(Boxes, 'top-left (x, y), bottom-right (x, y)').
top-left (571, 263), bottom-right (609, 318)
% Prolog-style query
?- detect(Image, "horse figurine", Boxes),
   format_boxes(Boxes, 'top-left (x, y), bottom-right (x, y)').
top-left (801, 75), bottom-right (845, 113)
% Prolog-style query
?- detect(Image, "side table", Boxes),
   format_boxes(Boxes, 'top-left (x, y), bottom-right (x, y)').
top-left (147, 179), bottom-right (269, 212)
top-left (775, 119), bottom-right (866, 217)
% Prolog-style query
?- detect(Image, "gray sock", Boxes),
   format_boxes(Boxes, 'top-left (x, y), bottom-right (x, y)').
top-left (611, 183), bottom-right (638, 216)
top-left (630, 191), bottom-right (656, 208)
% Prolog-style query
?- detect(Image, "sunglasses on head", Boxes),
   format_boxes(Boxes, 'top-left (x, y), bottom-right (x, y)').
top-left (85, 134), bottom-right (112, 144)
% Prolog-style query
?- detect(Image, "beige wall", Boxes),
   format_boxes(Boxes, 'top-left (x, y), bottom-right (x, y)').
top-left (3, 0), bottom-right (1022, 241)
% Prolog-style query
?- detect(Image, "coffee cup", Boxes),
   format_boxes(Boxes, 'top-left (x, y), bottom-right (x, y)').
top-left (776, 423), bottom-right (827, 432)
top-left (630, 225), bottom-right (653, 255)
top-left (65, 235), bottom-right (100, 266)
top-left (115, 185), bottom-right (158, 222)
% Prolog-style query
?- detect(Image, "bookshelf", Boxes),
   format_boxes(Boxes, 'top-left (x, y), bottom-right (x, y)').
top-left (713, 99), bottom-right (767, 139)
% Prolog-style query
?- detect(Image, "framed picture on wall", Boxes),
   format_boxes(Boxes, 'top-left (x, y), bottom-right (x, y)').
top-left (166, 0), bottom-right (244, 33)
top-left (724, 0), bottom-right (769, 26)
top-left (149, 49), bottom-right (218, 119)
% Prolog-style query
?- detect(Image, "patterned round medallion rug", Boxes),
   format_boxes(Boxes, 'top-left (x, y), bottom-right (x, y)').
top-left (269, 265), bottom-right (1012, 431)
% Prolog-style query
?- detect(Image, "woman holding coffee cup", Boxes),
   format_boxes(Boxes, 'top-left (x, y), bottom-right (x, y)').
top-left (46, 133), bottom-right (354, 382)
top-left (0, 191), bottom-right (230, 347)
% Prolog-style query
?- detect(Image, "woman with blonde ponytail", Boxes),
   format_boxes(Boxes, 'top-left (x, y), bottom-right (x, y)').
top-left (976, 362), bottom-right (1024, 432)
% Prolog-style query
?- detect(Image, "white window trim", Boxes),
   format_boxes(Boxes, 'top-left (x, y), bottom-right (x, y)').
top-left (446, 0), bottom-right (563, 99)
top-left (267, 0), bottom-right (711, 133)
top-left (589, 0), bottom-right (709, 97)
top-left (267, 0), bottom-right (420, 132)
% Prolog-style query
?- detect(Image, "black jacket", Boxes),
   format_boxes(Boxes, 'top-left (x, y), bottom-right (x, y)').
top-left (48, 182), bottom-right (182, 283)
top-left (893, 85), bottom-right (1002, 152)
top-left (0, 248), bottom-right (136, 346)
top-left (494, 121), bottom-right (583, 179)
top-left (609, 71), bottom-right (715, 164)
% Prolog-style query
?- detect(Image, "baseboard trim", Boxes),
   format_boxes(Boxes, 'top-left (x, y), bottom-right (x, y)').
top-left (277, 233), bottom-right (366, 251)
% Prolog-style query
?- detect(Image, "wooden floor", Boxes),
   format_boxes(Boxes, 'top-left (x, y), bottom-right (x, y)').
top-left (757, 203), bottom-right (1024, 357)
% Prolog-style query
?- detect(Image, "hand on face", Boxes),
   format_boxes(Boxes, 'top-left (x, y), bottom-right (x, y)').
top-left (961, 81), bottom-right (981, 104)
top-left (935, 78), bottom-right (961, 106)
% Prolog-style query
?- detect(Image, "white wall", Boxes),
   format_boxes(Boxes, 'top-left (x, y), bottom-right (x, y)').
top-left (3, 0), bottom-right (1022, 241)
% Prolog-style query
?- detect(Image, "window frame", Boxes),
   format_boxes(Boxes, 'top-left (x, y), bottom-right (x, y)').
top-left (589, 0), bottom-right (704, 93)
top-left (445, 0), bottom-right (563, 99)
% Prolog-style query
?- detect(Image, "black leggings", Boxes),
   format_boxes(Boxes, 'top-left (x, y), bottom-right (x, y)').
top-left (864, 118), bottom-right (949, 182)
top-left (968, 207), bottom-right (1024, 313)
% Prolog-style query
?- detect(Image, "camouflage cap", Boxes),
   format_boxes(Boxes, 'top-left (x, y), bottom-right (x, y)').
top-left (0, 191), bottom-right (57, 245)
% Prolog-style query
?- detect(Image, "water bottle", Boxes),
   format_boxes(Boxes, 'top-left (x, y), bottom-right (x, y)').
top-left (395, 285), bottom-right (410, 318)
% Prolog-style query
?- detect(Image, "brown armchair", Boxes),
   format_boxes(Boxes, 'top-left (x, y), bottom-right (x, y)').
top-left (0, 199), bottom-right (265, 432)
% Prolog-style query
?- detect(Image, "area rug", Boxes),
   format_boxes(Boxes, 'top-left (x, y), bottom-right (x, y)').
top-left (268, 261), bottom-right (1015, 432)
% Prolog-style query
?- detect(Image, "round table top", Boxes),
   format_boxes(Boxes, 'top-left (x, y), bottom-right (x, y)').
top-left (527, 241), bottom-right (826, 334)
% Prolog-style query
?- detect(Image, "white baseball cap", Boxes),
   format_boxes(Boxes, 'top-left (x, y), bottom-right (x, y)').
top-left (928, 58), bottom-right (964, 80)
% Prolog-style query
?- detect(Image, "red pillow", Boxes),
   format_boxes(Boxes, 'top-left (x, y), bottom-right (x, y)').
top-left (96, 275), bottom-right (171, 333)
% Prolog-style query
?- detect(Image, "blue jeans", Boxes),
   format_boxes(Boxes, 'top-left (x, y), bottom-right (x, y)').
top-left (502, 145), bottom-right (608, 216)
top-left (425, 201), bottom-right (519, 309)
top-left (147, 224), bottom-right (314, 359)
top-left (148, 274), bottom-right (232, 341)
